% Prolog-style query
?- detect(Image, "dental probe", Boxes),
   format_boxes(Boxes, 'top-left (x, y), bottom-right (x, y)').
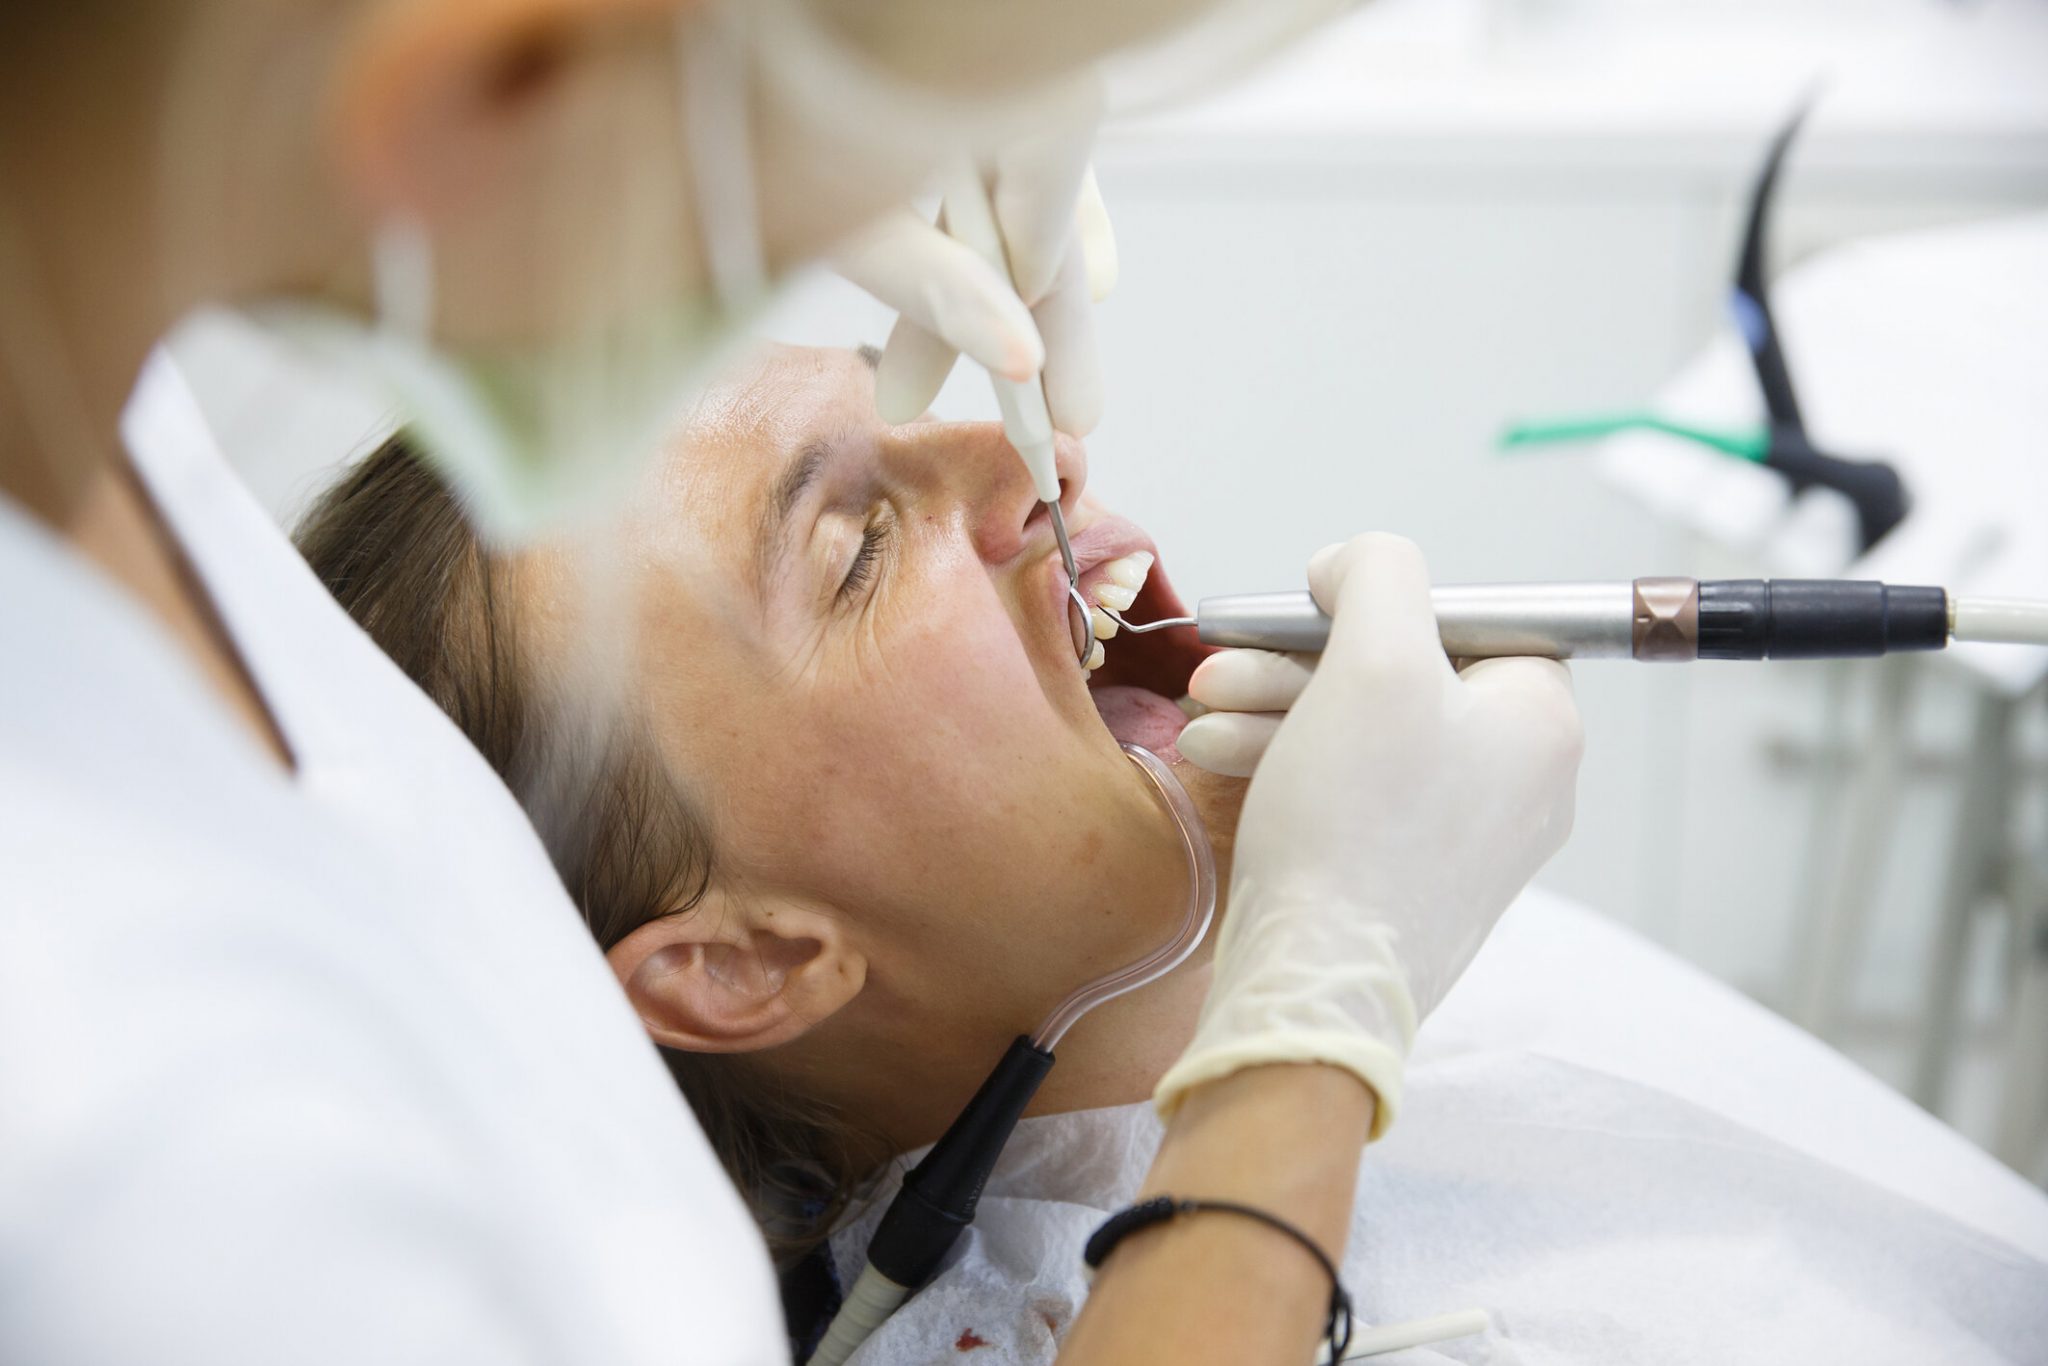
top-left (1111, 579), bottom-right (2048, 660)
top-left (938, 163), bottom-right (1094, 665)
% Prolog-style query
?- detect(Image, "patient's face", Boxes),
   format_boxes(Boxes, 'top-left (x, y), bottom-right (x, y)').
top-left (584, 344), bottom-right (1231, 1040)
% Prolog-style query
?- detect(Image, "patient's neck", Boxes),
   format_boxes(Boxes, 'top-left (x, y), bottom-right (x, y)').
top-left (1025, 954), bottom-right (1216, 1117)
top-left (812, 947), bottom-right (1217, 1159)
top-left (796, 762), bottom-right (1239, 1157)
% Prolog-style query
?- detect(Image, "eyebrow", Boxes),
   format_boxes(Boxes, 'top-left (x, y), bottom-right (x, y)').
top-left (748, 350), bottom-right (877, 602)
top-left (753, 439), bottom-right (831, 602)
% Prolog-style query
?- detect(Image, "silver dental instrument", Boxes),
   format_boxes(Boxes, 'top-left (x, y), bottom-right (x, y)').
top-left (807, 745), bottom-right (1216, 1366)
top-left (1109, 578), bottom-right (2048, 661)
top-left (937, 162), bottom-right (1094, 666)
top-left (1049, 502), bottom-right (1094, 665)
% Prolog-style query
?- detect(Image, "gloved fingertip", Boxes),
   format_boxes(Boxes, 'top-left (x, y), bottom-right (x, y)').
top-left (1196, 651), bottom-right (1269, 712)
top-left (1049, 393), bottom-right (1101, 437)
top-left (1175, 715), bottom-right (1266, 779)
top-left (1000, 334), bottom-right (1047, 383)
top-left (1184, 652), bottom-right (1232, 705)
top-left (923, 262), bottom-right (1044, 381)
top-left (1085, 237), bottom-right (1118, 303)
top-left (875, 380), bottom-right (939, 425)
top-left (1306, 541), bottom-right (1345, 587)
top-left (873, 323), bottom-right (957, 423)
top-left (1034, 249), bottom-right (1102, 432)
top-left (1188, 650), bottom-right (1309, 712)
top-left (1076, 171), bottom-right (1118, 302)
top-left (1308, 532), bottom-right (1428, 611)
top-left (959, 318), bottom-right (1043, 382)
top-left (1042, 363), bottom-right (1102, 436)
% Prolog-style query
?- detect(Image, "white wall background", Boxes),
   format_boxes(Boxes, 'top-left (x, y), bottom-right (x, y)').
top-left (173, 0), bottom-right (2048, 1169)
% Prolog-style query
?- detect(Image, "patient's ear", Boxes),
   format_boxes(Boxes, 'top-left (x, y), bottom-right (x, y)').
top-left (605, 891), bottom-right (865, 1054)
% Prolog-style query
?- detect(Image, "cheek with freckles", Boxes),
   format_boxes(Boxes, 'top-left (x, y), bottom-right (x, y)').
top-left (727, 591), bottom-right (1101, 915)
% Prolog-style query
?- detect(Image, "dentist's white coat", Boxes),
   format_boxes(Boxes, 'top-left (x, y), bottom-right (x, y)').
top-left (0, 354), bottom-right (785, 1365)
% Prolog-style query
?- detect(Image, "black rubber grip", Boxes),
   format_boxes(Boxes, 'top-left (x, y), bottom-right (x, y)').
top-left (865, 1036), bottom-right (1054, 1288)
top-left (1697, 580), bottom-right (1947, 660)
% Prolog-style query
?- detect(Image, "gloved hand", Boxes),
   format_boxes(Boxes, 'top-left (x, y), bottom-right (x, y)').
top-left (1153, 535), bottom-right (1584, 1135)
top-left (1173, 647), bottom-right (1318, 779)
top-left (832, 124), bottom-right (1117, 436)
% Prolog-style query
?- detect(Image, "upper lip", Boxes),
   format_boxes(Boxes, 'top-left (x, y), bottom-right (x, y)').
top-left (1022, 502), bottom-right (1211, 705)
top-left (1046, 510), bottom-right (1158, 625)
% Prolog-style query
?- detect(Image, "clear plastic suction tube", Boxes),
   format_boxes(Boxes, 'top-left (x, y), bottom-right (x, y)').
top-left (1033, 744), bottom-right (1218, 1050)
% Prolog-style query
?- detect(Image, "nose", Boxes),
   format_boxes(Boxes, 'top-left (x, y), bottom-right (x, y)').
top-left (891, 421), bottom-right (1090, 566)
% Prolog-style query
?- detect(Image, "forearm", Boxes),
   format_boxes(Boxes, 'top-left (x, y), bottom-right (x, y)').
top-left (1057, 1063), bottom-right (1374, 1366)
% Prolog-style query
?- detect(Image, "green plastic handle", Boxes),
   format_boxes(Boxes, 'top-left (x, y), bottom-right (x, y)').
top-left (1500, 412), bottom-right (1770, 463)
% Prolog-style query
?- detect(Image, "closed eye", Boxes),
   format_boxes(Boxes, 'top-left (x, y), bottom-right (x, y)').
top-left (838, 509), bottom-right (894, 602)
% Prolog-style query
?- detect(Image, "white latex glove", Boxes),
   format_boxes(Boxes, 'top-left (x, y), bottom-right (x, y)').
top-left (1174, 648), bottom-right (1318, 779)
top-left (832, 129), bottom-right (1117, 435)
top-left (1154, 535), bottom-right (1584, 1135)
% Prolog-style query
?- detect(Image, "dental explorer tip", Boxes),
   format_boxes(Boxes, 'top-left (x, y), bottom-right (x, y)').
top-left (1103, 607), bottom-right (1197, 635)
top-left (1046, 500), bottom-right (1079, 585)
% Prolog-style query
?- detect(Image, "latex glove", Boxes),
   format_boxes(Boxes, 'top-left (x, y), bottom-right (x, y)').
top-left (1175, 648), bottom-right (1318, 779)
top-left (833, 129), bottom-right (1117, 435)
top-left (1153, 535), bottom-right (1584, 1135)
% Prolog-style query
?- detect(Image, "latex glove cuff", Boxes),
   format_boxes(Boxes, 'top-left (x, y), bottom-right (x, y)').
top-left (1153, 886), bottom-right (1419, 1141)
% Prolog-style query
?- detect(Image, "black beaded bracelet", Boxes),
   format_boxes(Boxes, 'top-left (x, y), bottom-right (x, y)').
top-left (1083, 1195), bottom-right (1353, 1361)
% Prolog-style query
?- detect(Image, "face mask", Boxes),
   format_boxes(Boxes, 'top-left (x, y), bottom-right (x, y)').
top-left (250, 5), bottom-right (770, 545)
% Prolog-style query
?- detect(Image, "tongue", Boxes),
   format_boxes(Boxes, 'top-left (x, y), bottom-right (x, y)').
top-left (1090, 685), bottom-right (1190, 761)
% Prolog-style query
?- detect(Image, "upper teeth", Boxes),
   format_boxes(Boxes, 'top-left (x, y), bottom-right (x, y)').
top-left (1084, 552), bottom-right (1154, 670)
top-left (1090, 551), bottom-right (1153, 614)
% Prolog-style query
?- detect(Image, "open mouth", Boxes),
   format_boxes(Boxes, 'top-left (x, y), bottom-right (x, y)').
top-left (1061, 516), bottom-right (1214, 760)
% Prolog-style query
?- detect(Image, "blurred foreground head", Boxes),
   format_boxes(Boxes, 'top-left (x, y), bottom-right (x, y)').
top-left (0, 0), bottom-right (1341, 539)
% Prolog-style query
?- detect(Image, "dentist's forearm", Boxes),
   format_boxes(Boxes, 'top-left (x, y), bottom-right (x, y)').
top-left (1057, 1063), bottom-right (1373, 1366)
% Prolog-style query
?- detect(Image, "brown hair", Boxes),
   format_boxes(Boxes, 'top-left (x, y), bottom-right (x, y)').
top-left (295, 432), bottom-right (878, 1260)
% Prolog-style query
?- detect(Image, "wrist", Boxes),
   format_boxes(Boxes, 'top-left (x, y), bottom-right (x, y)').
top-left (1143, 1063), bottom-right (1373, 1269)
top-left (1167, 1062), bottom-right (1375, 1156)
top-left (1154, 1026), bottom-right (1406, 1139)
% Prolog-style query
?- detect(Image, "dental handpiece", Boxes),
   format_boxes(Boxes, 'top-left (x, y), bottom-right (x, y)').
top-left (1123, 579), bottom-right (2048, 660)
